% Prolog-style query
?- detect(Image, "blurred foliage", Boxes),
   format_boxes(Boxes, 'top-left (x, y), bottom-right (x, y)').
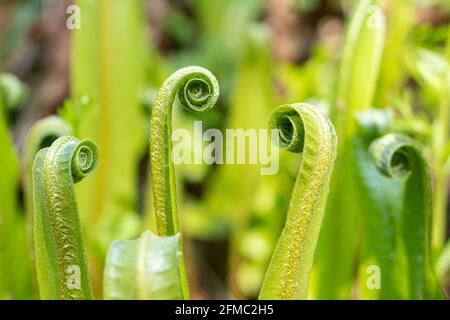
top-left (0, 73), bottom-right (31, 299)
top-left (311, 0), bottom-right (387, 299)
top-left (70, 0), bottom-right (152, 296)
top-left (0, 0), bottom-right (449, 299)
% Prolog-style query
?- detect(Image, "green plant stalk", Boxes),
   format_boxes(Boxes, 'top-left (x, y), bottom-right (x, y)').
top-left (370, 133), bottom-right (443, 299)
top-left (185, 28), bottom-right (273, 240)
top-left (0, 85), bottom-right (20, 299)
top-left (182, 28), bottom-right (276, 297)
top-left (226, 29), bottom-right (277, 298)
top-left (104, 231), bottom-right (184, 300)
top-left (0, 74), bottom-right (31, 299)
top-left (431, 26), bottom-right (450, 255)
top-left (311, 0), bottom-right (386, 299)
top-left (23, 116), bottom-right (72, 295)
top-left (33, 136), bottom-right (98, 299)
top-left (150, 66), bottom-right (219, 299)
top-left (259, 103), bottom-right (337, 300)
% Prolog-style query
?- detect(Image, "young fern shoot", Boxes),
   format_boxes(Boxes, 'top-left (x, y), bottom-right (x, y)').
top-left (25, 117), bottom-right (72, 243)
top-left (150, 66), bottom-right (219, 299)
top-left (33, 136), bottom-right (98, 299)
top-left (353, 109), bottom-right (403, 299)
top-left (25, 117), bottom-right (72, 218)
top-left (104, 231), bottom-right (184, 300)
top-left (369, 134), bottom-right (444, 299)
top-left (151, 66), bottom-right (219, 235)
top-left (259, 103), bottom-right (337, 300)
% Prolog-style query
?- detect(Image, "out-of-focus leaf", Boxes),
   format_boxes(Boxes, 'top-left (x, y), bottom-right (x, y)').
top-left (407, 49), bottom-right (450, 100)
top-left (0, 0), bottom-right (41, 65)
top-left (445, 149), bottom-right (450, 172)
top-left (430, 26), bottom-right (450, 256)
top-left (184, 27), bottom-right (274, 239)
top-left (354, 109), bottom-right (404, 299)
top-left (0, 73), bottom-right (31, 299)
top-left (332, 0), bottom-right (386, 120)
top-left (104, 231), bottom-right (184, 300)
top-left (311, 0), bottom-right (386, 299)
top-left (278, 46), bottom-right (338, 105)
top-left (436, 241), bottom-right (450, 284)
top-left (356, 108), bottom-right (393, 139)
top-left (72, 0), bottom-right (148, 222)
top-left (187, 0), bottom-right (264, 94)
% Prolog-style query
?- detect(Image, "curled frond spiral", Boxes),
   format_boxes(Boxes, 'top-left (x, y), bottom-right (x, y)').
top-left (150, 66), bottom-right (219, 236)
top-left (149, 66), bottom-right (219, 300)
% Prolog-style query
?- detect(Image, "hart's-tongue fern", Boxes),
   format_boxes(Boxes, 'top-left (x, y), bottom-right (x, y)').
top-left (104, 67), bottom-right (219, 300)
top-left (24, 116), bottom-right (72, 297)
top-left (369, 133), bottom-right (444, 299)
top-left (33, 136), bottom-right (98, 299)
top-left (259, 103), bottom-right (337, 300)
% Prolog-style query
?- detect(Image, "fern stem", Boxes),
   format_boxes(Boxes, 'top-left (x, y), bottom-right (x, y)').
top-left (150, 66), bottom-right (219, 299)
top-left (259, 103), bottom-right (337, 300)
top-left (25, 117), bottom-right (72, 240)
top-left (311, 0), bottom-right (386, 299)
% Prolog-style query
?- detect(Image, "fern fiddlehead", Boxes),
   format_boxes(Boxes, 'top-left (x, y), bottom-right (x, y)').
top-left (259, 103), bottom-right (337, 300)
top-left (24, 116), bottom-right (72, 295)
top-left (149, 66), bottom-right (219, 299)
top-left (150, 66), bottom-right (219, 235)
top-left (104, 231), bottom-right (184, 300)
top-left (370, 133), bottom-right (443, 299)
top-left (33, 136), bottom-right (98, 299)
top-left (0, 73), bottom-right (30, 298)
